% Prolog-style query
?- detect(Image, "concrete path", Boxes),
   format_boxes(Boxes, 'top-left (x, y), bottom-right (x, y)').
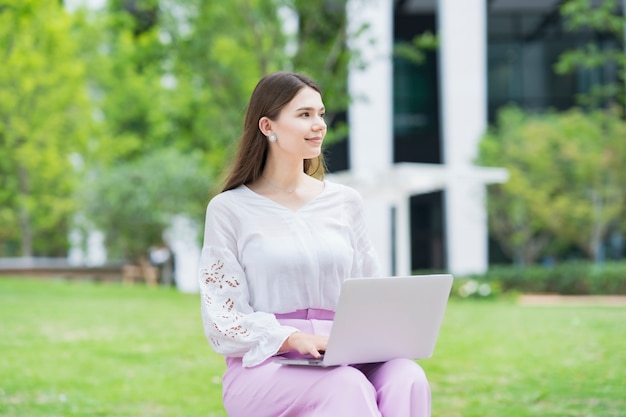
top-left (518, 294), bottom-right (626, 307)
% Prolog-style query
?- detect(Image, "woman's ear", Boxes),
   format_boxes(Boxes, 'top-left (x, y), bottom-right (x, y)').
top-left (258, 117), bottom-right (273, 136)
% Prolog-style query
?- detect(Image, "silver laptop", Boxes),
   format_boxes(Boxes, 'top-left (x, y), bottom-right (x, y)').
top-left (274, 274), bottom-right (453, 367)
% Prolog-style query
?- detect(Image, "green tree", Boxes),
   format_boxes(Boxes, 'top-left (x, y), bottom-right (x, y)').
top-left (479, 106), bottom-right (626, 264)
top-left (478, 108), bottom-right (560, 265)
top-left (0, 0), bottom-right (365, 262)
top-left (78, 148), bottom-right (210, 261)
top-left (165, 0), bottom-right (289, 163)
top-left (0, 0), bottom-right (92, 256)
top-left (544, 107), bottom-right (626, 261)
top-left (80, 0), bottom-right (170, 163)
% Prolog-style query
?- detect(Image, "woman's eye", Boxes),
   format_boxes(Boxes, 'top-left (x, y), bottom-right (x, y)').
top-left (320, 113), bottom-right (326, 118)
top-left (300, 112), bottom-right (310, 117)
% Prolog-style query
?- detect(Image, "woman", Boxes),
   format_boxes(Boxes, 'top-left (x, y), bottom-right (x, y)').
top-left (198, 71), bottom-right (431, 416)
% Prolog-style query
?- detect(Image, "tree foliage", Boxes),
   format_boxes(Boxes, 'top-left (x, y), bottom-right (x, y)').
top-left (162, 0), bottom-right (289, 162)
top-left (0, 0), bottom-right (92, 256)
top-left (0, 0), bottom-right (363, 261)
top-left (78, 148), bottom-right (209, 261)
top-left (479, 108), bottom-right (561, 265)
top-left (555, 0), bottom-right (626, 108)
top-left (479, 106), bottom-right (626, 265)
top-left (393, 31), bottom-right (438, 66)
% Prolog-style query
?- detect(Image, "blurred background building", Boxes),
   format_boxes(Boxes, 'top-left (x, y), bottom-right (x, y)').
top-left (325, 0), bottom-right (622, 277)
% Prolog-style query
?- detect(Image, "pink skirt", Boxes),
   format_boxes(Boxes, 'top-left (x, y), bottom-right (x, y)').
top-left (221, 309), bottom-right (431, 417)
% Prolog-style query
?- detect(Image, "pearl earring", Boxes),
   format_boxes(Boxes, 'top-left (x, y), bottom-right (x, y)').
top-left (268, 133), bottom-right (277, 143)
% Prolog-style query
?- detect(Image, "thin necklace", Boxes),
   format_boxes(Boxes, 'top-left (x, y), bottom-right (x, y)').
top-left (264, 177), bottom-right (297, 193)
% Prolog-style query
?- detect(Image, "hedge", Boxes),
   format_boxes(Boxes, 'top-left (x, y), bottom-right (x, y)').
top-left (464, 261), bottom-right (626, 295)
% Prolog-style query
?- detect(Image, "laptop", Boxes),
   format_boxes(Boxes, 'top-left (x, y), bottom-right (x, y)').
top-left (274, 274), bottom-right (453, 367)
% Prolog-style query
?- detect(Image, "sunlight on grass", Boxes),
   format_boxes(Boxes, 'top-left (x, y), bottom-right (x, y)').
top-left (0, 278), bottom-right (226, 417)
top-left (1, 278), bottom-right (624, 417)
top-left (423, 298), bottom-right (626, 417)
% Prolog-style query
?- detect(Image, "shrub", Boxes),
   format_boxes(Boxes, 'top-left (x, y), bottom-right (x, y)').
top-left (466, 261), bottom-right (626, 295)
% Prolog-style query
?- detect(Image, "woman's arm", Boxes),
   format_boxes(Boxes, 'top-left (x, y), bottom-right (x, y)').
top-left (198, 197), bottom-right (299, 367)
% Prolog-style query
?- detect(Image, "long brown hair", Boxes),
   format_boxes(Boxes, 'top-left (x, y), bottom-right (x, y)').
top-left (221, 71), bottom-right (327, 192)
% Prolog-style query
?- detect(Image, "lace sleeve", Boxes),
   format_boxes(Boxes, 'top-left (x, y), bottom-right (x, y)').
top-left (198, 197), bottom-right (298, 368)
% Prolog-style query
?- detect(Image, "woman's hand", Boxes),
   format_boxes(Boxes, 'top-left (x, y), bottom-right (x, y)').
top-left (280, 332), bottom-right (328, 358)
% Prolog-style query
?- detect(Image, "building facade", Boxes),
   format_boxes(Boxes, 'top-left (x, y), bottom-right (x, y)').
top-left (327, 0), bottom-right (622, 276)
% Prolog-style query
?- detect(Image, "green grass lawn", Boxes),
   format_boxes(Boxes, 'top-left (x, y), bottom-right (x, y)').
top-left (1, 278), bottom-right (624, 417)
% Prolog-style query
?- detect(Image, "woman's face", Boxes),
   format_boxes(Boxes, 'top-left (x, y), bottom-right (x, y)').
top-left (270, 86), bottom-right (327, 160)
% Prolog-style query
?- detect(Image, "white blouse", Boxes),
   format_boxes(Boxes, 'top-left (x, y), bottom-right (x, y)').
top-left (198, 180), bottom-right (380, 367)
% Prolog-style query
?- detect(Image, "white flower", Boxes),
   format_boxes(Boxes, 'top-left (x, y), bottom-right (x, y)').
top-left (459, 279), bottom-right (478, 297)
top-left (465, 279), bottom-right (478, 294)
top-left (478, 283), bottom-right (492, 297)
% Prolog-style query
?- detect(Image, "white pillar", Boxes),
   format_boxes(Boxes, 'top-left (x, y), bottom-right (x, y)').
top-left (394, 196), bottom-right (412, 276)
top-left (446, 178), bottom-right (489, 275)
top-left (164, 215), bottom-right (201, 293)
top-left (347, 0), bottom-right (395, 275)
top-left (362, 200), bottom-right (393, 275)
top-left (347, 0), bottom-right (393, 176)
top-left (438, 0), bottom-right (489, 275)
